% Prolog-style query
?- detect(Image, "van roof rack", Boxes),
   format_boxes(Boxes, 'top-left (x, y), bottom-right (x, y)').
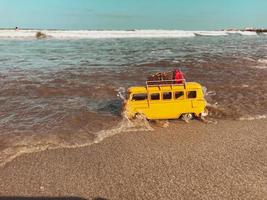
top-left (146, 79), bottom-right (186, 90)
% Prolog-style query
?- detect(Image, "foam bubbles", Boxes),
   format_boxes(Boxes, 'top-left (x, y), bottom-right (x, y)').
top-left (0, 29), bottom-right (264, 40)
top-left (239, 115), bottom-right (267, 121)
top-left (258, 59), bottom-right (267, 64)
top-left (194, 31), bottom-right (228, 36)
top-left (238, 31), bottom-right (258, 36)
top-left (94, 112), bottom-right (153, 143)
top-left (251, 66), bottom-right (267, 69)
top-left (250, 58), bottom-right (267, 69)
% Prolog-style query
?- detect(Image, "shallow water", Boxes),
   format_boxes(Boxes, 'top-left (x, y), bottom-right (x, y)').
top-left (0, 35), bottom-right (267, 166)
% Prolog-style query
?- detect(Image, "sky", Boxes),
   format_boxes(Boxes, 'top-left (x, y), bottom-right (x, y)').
top-left (0, 0), bottom-right (267, 30)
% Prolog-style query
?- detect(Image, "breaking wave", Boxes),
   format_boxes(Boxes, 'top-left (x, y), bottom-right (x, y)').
top-left (0, 29), bottom-right (195, 39)
top-left (237, 31), bottom-right (258, 36)
top-left (194, 31), bottom-right (228, 36)
top-left (0, 29), bottom-right (262, 39)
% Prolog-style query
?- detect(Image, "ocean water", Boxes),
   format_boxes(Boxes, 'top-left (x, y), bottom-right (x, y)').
top-left (0, 30), bottom-right (267, 166)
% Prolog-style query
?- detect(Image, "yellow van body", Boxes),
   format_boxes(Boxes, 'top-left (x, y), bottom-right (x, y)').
top-left (124, 82), bottom-right (206, 120)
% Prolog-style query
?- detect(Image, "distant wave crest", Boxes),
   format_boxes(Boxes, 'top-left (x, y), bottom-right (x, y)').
top-left (0, 29), bottom-right (195, 39)
top-left (0, 29), bottom-right (260, 39)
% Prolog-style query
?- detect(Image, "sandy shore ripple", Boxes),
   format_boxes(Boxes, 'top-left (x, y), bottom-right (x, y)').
top-left (0, 119), bottom-right (267, 200)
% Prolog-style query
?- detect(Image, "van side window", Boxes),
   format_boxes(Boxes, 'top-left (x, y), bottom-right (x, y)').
top-left (187, 91), bottom-right (197, 99)
top-left (132, 93), bottom-right (147, 101)
top-left (150, 93), bottom-right (160, 100)
top-left (163, 92), bottom-right (172, 100)
top-left (174, 91), bottom-right (184, 99)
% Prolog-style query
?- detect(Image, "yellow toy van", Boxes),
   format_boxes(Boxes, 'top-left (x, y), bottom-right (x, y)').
top-left (124, 79), bottom-right (207, 120)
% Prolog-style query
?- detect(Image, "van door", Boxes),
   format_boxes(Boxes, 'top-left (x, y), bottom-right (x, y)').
top-left (161, 91), bottom-right (175, 118)
top-left (187, 90), bottom-right (198, 108)
top-left (130, 93), bottom-right (149, 114)
top-left (188, 89), bottom-right (206, 116)
top-left (149, 91), bottom-right (178, 119)
top-left (173, 90), bottom-right (192, 116)
top-left (148, 92), bottom-right (162, 119)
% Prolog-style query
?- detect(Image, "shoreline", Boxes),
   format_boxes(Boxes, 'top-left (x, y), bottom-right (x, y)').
top-left (1, 119), bottom-right (266, 199)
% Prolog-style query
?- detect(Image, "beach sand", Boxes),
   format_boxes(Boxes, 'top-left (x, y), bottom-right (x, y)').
top-left (0, 119), bottom-right (266, 200)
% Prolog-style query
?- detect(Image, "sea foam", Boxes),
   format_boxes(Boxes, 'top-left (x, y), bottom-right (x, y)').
top-left (194, 31), bottom-right (228, 36)
top-left (0, 29), bottom-right (196, 39)
top-left (239, 115), bottom-right (267, 121)
top-left (0, 29), bottom-right (262, 39)
top-left (238, 31), bottom-right (258, 36)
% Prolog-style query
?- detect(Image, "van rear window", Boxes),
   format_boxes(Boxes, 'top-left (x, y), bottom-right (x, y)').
top-left (187, 91), bottom-right (197, 99)
top-left (150, 93), bottom-right (160, 100)
top-left (163, 92), bottom-right (172, 100)
top-left (132, 93), bottom-right (147, 101)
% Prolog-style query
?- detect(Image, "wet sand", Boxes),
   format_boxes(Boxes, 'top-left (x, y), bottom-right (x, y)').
top-left (0, 119), bottom-right (266, 200)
